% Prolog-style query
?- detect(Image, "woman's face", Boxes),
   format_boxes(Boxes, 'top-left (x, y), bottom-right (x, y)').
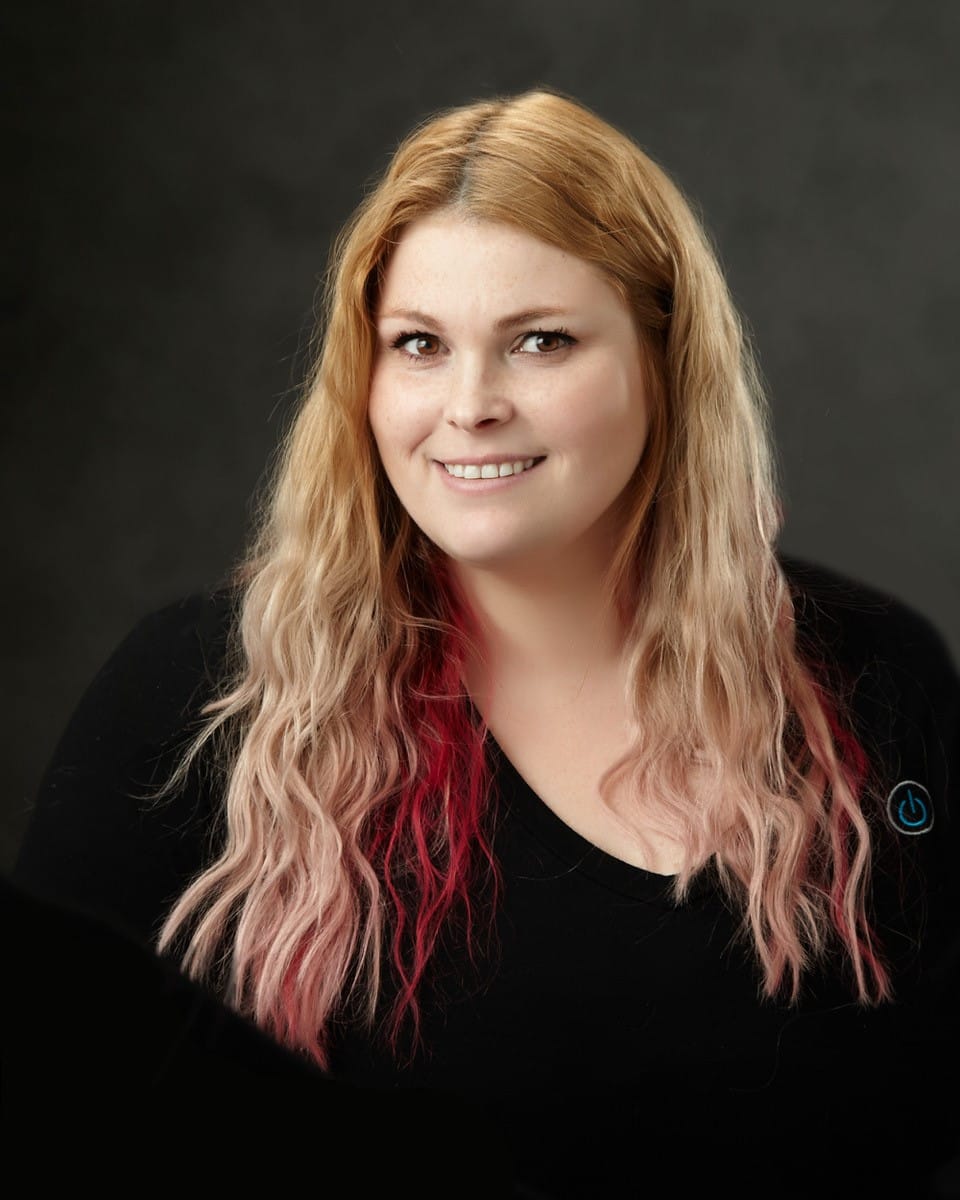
top-left (368, 210), bottom-right (650, 576)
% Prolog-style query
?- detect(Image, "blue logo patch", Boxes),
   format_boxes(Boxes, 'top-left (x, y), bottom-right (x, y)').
top-left (886, 780), bottom-right (934, 836)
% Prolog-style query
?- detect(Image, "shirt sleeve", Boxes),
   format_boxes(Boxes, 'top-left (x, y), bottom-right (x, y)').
top-left (784, 555), bottom-right (960, 1015)
top-left (11, 589), bottom-right (236, 947)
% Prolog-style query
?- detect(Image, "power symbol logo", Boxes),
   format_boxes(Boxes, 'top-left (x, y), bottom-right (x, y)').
top-left (886, 780), bottom-right (934, 836)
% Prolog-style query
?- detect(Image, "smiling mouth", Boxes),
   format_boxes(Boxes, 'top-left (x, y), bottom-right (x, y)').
top-left (441, 457), bottom-right (544, 479)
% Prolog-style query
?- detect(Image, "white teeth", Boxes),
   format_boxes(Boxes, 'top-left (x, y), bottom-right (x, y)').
top-left (443, 457), bottom-right (537, 479)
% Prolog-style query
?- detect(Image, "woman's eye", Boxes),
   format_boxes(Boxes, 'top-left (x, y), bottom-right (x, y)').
top-left (393, 332), bottom-right (441, 357)
top-left (516, 330), bottom-right (574, 354)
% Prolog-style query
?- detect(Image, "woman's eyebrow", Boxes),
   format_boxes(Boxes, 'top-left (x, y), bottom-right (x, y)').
top-left (377, 306), bottom-right (574, 332)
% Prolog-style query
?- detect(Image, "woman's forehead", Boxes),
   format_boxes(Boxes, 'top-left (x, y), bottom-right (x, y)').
top-left (376, 212), bottom-right (624, 320)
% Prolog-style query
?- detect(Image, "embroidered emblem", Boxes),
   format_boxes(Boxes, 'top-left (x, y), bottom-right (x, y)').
top-left (886, 780), bottom-right (934, 836)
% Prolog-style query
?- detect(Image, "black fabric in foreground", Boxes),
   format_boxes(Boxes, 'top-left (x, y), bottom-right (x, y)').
top-left (1, 875), bottom-right (519, 1196)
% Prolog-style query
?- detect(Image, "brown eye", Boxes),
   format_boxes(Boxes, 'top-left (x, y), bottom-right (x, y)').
top-left (517, 330), bottom-right (574, 354)
top-left (396, 333), bottom-right (441, 357)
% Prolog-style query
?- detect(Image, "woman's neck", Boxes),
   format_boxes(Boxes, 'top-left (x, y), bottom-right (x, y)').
top-left (452, 553), bottom-right (628, 711)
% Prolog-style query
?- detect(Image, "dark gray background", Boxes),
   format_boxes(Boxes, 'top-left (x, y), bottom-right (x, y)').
top-left (4, 0), bottom-right (958, 873)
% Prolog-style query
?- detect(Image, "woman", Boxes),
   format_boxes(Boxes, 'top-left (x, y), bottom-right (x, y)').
top-left (12, 89), bottom-right (959, 1198)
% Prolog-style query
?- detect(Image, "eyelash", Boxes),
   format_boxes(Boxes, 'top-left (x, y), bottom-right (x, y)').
top-left (389, 327), bottom-right (575, 363)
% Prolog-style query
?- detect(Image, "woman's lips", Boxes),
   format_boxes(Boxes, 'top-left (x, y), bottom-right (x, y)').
top-left (435, 456), bottom-right (545, 488)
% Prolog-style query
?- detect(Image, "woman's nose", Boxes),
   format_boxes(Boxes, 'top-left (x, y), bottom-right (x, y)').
top-left (443, 360), bottom-right (514, 430)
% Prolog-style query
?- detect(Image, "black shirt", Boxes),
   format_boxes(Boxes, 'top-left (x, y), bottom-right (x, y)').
top-left (10, 556), bottom-right (960, 1199)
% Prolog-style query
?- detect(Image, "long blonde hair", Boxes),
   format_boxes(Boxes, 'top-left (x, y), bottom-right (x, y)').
top-left (158, 88), bottom-right (891, 1068)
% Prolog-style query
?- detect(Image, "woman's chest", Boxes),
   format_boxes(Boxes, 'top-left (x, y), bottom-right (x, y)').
top-left (333, 825), bottom-right (833, 1097)
top-left (485, 703), bottom-right (685, 874)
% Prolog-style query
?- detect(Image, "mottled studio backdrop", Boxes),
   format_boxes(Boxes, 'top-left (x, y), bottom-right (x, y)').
top-left (3, 0), bottom-right (958, 871)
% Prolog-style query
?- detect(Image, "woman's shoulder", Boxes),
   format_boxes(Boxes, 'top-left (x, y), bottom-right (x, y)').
top-left (778, 552), bottom-right (956, 679)
top-left (107, 583), bottom-right (240, 685)
top-left (779, 555), bottom-right (959, 977)
top-left (778, 553), bottom-right (959, 755)
top-left (12, 583), bottom-right (242, 944)
top-left (52, 583), bottom-right (242, 765)
top-left (779, 551), bottom-right (958, 823)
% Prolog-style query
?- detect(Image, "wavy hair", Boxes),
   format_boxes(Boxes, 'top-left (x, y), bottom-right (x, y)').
top-left (157, 87), bottom-right (891, 1068)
